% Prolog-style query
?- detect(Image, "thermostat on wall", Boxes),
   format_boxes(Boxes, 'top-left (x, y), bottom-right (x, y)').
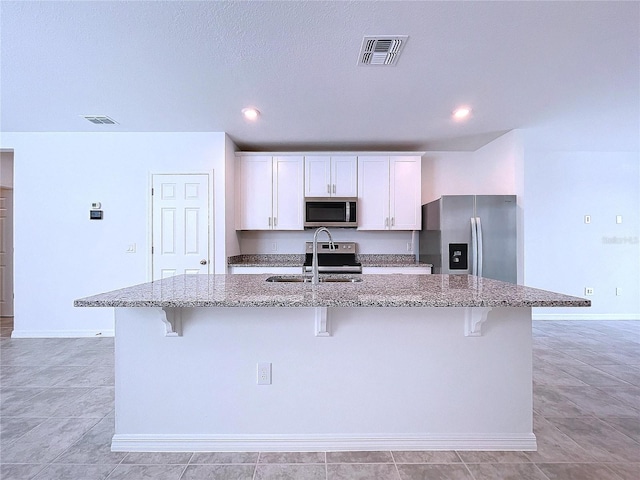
top-left (90, 210), bottom-right (103, 220)
top-left (91, 202), bottom-right (102, 209)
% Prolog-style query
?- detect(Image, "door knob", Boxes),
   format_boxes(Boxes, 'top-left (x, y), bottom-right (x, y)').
top-left (200, 260), bottom-right (207, 265)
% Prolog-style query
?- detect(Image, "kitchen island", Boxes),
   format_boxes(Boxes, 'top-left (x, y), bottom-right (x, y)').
top-left (75, 274), bottom-right (589, 452)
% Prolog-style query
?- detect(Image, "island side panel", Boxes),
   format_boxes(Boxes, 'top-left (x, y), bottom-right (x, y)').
top-left (113, 306), bottom-right (534, 451)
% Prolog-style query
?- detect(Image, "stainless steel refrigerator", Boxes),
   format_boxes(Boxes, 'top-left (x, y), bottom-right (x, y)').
top-left (419, 195), bottom-right (517, 283)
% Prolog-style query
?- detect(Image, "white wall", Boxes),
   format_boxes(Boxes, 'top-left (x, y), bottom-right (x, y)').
top-left (421, 131), bottom-right (525, 283)
top-left (224, 136), bottom-right (241, 259)
top-left (523, 150), bottom-right (639, 319)
top-left (3, 132), bottom-right (230, 337)
top-left (3, 129), bottom-right (637, 336)
top-left (421, 131), bottom-right (639, 319)
top-left (422, 131), bottom-right (520, 204)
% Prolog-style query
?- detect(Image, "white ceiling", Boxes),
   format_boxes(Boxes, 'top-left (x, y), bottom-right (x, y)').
top-left (1, 1), bottom-right (638, 151)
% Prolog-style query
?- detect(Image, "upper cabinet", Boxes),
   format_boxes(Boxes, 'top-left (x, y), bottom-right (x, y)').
top-left (236, 152), bottom-right (422, 231)
top-left (236, 155), bottom-right (304, 230)
top-left (304, 156), bottom-right (357, 198)
top-left (357, 155), bottom-right (422, 231)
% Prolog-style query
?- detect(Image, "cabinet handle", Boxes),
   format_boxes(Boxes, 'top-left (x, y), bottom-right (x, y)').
top-left (327, 184), bottom-right (331, 194)
top-left (268, 217), bottom-right (272, 227)
top-left (273, 217), bottom-right (277, 227)
top-left (385, 217), bottom-right (389, 227)
top-left (332, 184), bottom-right (336, 194)
top-left (391, 217), bottom-right (395, 227)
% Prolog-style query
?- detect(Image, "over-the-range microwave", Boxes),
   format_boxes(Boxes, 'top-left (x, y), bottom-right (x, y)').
top-left (304, 197), bottom-right (357, 228)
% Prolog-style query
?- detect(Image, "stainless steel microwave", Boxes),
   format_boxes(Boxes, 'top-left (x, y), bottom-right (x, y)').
top-left (304, 197), bottom-right (357, 228)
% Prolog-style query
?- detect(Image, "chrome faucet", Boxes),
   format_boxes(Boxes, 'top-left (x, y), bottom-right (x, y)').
top-left (312, 227), bottom-right (335, 285)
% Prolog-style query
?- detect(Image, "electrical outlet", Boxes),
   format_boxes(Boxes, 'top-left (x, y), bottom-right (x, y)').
top-left (257, 362), bottom-right (271, 385)
top-left (406, 242), bottom-right (413, 252)
top-left (616, 215), bottom-right (623, 224)
top-left (271, 242), bottom-right (278, 252)
top-left (584, 215), bottom-right (591, 224)
top-left (585, 287), bottom-right (594, 296)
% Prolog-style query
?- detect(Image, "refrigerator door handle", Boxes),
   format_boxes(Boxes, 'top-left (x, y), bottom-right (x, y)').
top-left (476, 216), bottom-right (483, 278)
top-left (470, 217), bottom-right (478, 276)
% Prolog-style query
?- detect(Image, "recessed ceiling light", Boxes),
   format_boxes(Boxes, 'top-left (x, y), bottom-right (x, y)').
top-left (452, 107), bottom-right (471, 120)
top-left (242, 107), bottom-right (260, 121)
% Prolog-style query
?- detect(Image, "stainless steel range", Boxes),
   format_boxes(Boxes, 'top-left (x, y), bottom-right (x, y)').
top-left (302, 241), bottom-right (362, 274)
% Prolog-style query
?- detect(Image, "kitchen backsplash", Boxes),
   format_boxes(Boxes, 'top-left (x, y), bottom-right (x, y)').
top-left (237, 230), bottom-right (418, 255)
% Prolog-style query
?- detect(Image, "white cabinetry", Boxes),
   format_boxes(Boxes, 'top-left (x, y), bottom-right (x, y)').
top-left (236, 155), bottom-right (304, 230)
top-left (304, 156), bottom-right (357, 198)
top-left (357, 156), bottom-right (421, 230)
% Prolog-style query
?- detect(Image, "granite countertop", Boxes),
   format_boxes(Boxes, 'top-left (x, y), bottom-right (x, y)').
top-left (75, 274), bottom-right (590, 309)
top-left (358, 254), bottom-right (432, 267)
top-left (227, 254), bottom-right (304, 267)
top-left (227, 254), bottom-right (432, 268)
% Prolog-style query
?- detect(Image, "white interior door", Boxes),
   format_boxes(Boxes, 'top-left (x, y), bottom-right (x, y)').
top-left (0, 188), bottom-right (14, 316)
top-left (152, 174), bottom-right (210, 280)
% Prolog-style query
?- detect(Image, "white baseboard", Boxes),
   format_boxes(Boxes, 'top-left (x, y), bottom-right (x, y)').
top-left (532, 313), bottom-right (640, 321)
top-left (111, 433), bottom-right (537, 452)
top-left (11, 329), bottom-right (115, 338)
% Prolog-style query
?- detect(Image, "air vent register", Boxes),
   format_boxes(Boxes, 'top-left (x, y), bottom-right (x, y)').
top-left (358, 36), bottom-right (408, 66)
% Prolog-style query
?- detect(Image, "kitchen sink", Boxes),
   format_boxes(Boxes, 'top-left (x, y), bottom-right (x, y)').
top-left (265, 276), bottom-right (362, 283)
top-left (265, 276), bottom-right (310, 283)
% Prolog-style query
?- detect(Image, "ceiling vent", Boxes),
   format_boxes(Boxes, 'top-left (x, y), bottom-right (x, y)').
top-left (358, 36), bottom-right (408, 66)
top-left (82, 115), bottom-right (118, 125)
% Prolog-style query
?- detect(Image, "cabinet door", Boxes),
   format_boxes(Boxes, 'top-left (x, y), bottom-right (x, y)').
top-left (304, 156), bottom-right (331, 197)
top-left (273, 156), bottom-right (304, 230)
top-left (389, 156), bottom-right (422, 230)
top-left (332, 156), bottom-right (357, 197)
top-left (357, 156), bottom-right (390, 230)
top-left (237, 156), bottom-right (273, 230)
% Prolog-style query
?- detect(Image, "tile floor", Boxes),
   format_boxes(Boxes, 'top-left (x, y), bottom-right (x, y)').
top-left (0, 319), bottom-right (638, 479)
top-left (0, 317), bottom-right (13, 339)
